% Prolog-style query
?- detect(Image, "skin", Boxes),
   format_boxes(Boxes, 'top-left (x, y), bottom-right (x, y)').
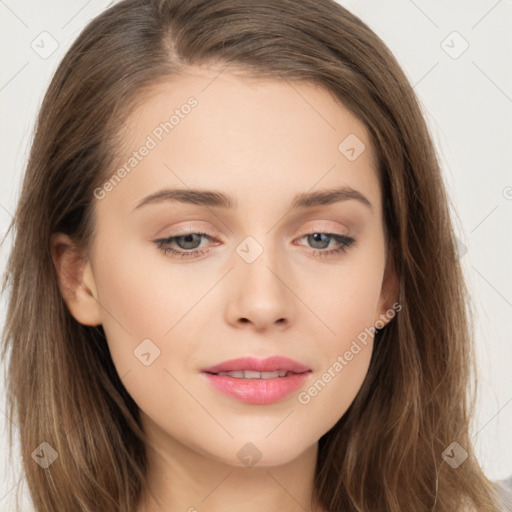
top-left (51, 64), bottom-right (398, 512)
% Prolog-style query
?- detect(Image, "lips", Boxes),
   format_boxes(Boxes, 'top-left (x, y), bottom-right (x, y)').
top-left (201, 356), bottom-right (312, 404)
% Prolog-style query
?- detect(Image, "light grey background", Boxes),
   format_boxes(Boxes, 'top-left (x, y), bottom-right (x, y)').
top-left (1, 1), bottom-right (511, 510)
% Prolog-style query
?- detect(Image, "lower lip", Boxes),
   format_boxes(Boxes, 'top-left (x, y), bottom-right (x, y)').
top-left (202, 372), bottom-right (312, 405)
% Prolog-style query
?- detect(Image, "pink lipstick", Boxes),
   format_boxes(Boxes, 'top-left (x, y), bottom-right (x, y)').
top-left (201, 356), bottom-right (312, 405)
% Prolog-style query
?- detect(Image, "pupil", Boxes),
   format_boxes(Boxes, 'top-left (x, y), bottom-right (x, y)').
top-left (179, 234), bottom-right (200, 249)
top-left (311, 233), bottom-right (329, 249)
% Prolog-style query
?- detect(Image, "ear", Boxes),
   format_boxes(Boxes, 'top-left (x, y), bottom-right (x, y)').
top-left (50, 233), bottom-right (102, 326)
top-left (374, 247), bottom-right (400, 328)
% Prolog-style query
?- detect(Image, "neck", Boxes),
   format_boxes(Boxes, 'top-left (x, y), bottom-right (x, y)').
top-left (136, 412), bottom-right (326, 512)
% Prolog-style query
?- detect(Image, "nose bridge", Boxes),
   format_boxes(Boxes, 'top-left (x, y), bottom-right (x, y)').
top-left (226, 232), bottom-right (293, 329)
top-left (236, 233), bottom-right (283, 292)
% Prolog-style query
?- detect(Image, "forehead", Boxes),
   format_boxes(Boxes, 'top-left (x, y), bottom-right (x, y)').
top-left (124, 66), bottom-right (374, 152)
top-left (103, 67), bottom-right (381, 216)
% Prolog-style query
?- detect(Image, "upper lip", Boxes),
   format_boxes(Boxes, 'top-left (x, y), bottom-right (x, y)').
top-left (201, 356), bottom-right (311, 374)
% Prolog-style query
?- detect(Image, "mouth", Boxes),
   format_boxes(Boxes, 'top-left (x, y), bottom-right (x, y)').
top-left (201, 356), bottom-right (312, 404)
top-left (206, 370), bottom-right (302, 379)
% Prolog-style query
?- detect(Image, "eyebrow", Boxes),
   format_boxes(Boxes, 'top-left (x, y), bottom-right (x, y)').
top-left (132, 186), bottom-right (373, 212)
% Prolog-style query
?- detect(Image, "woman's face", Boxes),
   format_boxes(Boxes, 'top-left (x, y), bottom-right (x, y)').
top-left (62, 65), bottom-right (397, 467)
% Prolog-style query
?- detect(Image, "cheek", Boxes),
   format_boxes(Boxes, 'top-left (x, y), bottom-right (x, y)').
top-left (92, 235), bottom-right (209, 375)
top-left (92, 241), bottom-right (206, 422)
top-left (311, 253), bottom-right (384, 346)
top-left (295, 273), bottom-right (380, 433)
top-left (294, 252), bottom-right (384, 428)
top-left (95, 232), bottom-right (211, 328)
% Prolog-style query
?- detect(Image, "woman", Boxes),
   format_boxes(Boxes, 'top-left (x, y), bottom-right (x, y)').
top-left (1, 0), bottom-right (510, 510)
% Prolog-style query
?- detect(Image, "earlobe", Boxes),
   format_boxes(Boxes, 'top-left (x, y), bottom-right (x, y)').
top-left (50, 233), bottom-right (102, 326)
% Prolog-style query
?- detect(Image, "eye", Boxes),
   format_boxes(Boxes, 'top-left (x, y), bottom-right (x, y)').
top-left (295, 232), bottom-right (355, 258)
top-left (154, 232), bottom-right (214, 259)
top-left (153, 231), bottom-right (356, 259)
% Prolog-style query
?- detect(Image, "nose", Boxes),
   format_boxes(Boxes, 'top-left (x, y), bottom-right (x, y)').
top-left (224, 242), bottom-right (295, 332)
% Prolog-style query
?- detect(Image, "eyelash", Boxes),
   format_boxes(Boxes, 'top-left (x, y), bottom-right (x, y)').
top-left (154, 231), bottom-right (356, 259)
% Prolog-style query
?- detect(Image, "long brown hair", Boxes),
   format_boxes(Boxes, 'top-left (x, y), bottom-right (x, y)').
top-left (1, 0), bottom-right (507, 510)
